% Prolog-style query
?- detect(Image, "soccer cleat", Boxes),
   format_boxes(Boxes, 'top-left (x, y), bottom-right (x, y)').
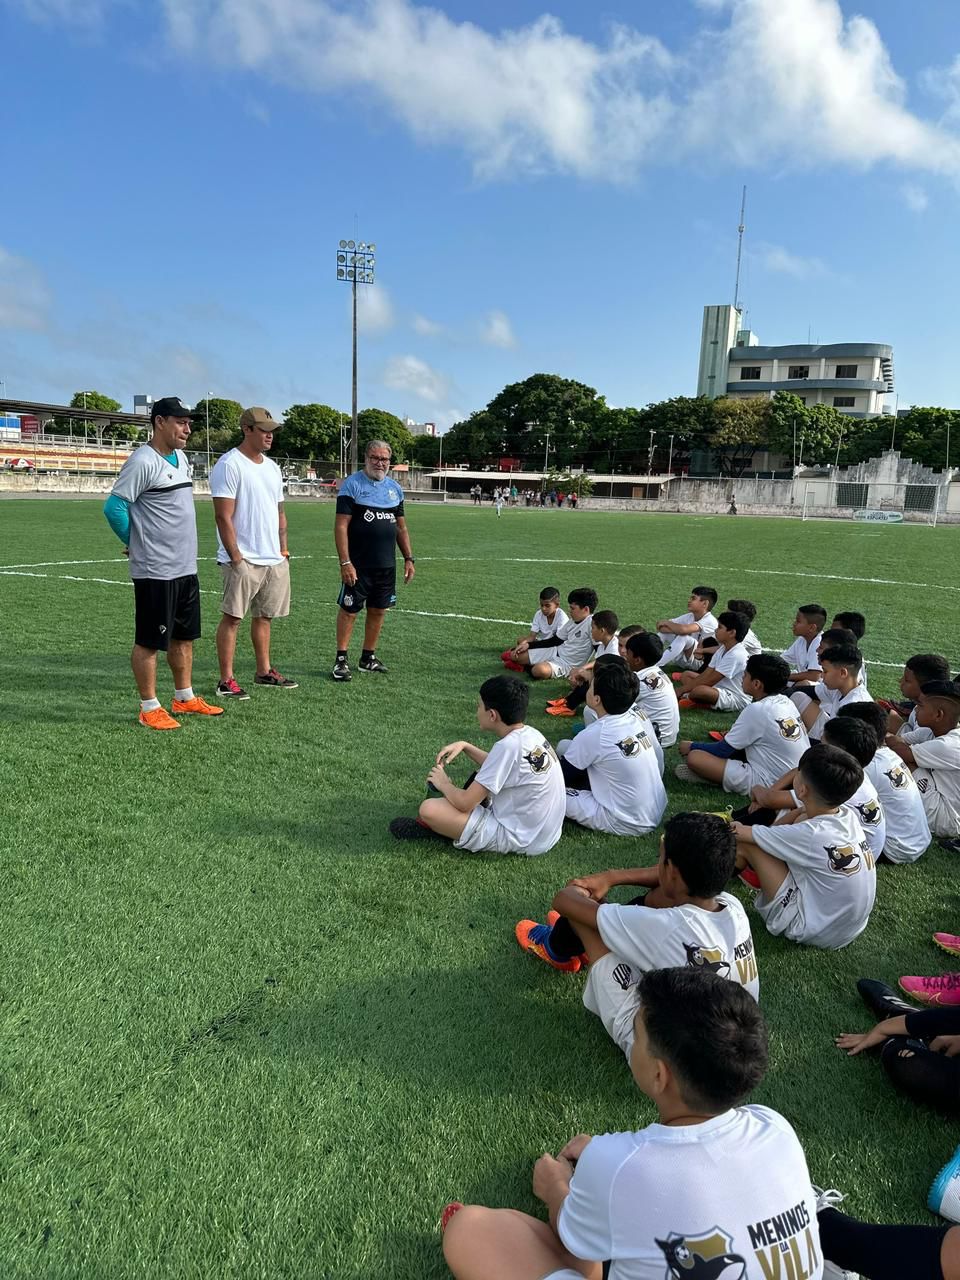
top-left (739, 868), bottom-right (761, 889)
top-left (937, 837), bottom-right (960, 855)
top-left (546, 910), bottom-right (560, 927)
top-left (670, 672), bottom-right (684, 683)
top-left (929, 1145), bottom-right (960, 1222)
top-left (515, 919), bottom-right (581, 973)
top-left (934, 932), bottom-right (960, 958)
top-left (708, 730), bottom-right (727, 742)
top-left (502, 659), bottom-right (525, 672)
top-left (546, 703), bottom-right (575, 717)
top-left (856, 977), bottom-right (918, 1021)
top-left (898, 973), bottom-right (960, 1006)
top-left (388, 816), bottom-right (449, 841)
top-left (546, 697), bottom-right (568, 706)
top-left (674, 760), bottom-right (699, 782)
top-left (359, 655), bottom-right (388, 674)
top-left (171, 696), bottom-right (224, 716)
top-left (332, 657), bottom-right (352, 682)
top-left (500, 650), bottom-right (514, 662)
top-left (440, 1202), bottom-right (464, 1234)
top-left (255, 667), bottom-right (299, 689)
top-left (216, 677), bottom-right (250, 700)
top-left (677, 697), bottom-right (697, 709)
top-left (811, 1189), bottom-right (859, 1279)
top-left (138, 706), bottom-right (180, 731)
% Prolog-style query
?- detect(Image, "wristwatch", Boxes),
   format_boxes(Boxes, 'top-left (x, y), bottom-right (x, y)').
top-left (404, 556), bottom-right (415, 563)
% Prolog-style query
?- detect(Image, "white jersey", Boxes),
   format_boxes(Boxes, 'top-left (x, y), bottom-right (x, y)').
top-left (913, 728), bottom-right (960, 834)
top-left (558, 1106), bottom-right (823, 1280)
top-left (658, 609), bottom-right (718, 653)
top-left (752, 807), bottom-right (876, 949)
top-left (469, 726), bottom-right (565, 855)
top-left (631, 665), bottom-right (680, 748)
top-left (594, 635), bottom-right (621, 659)
top-left (898, 706), bottom-right (933, 745)
top-left (867, 745), bottom-right (930, 864)
top-left (724, 694), bottom-right (810, 789)
top-left (563, 711), bottom-right (666, 836)
top-left (531, 606), bottom-right (567, 640)
top-left (708, 641), bottom-right (749, 695)
top-left (597, 892), bottom-right (758, 998)
top-left (554, 614), bottom-right (595, 668)
top-left (210, 448), bottom-right (285, 565)
top-left (782, 633), bottom-right (822, 675)
top-left (844, 775), bottom-right (886, 863)
top-left (744, 627), bottom-right (763, 657)
top-left (809, 683), bottom-right (873, 740)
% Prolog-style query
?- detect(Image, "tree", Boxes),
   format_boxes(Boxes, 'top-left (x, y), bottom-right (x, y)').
top-left (191, 398), bottom-right (244, 459)
top-left (357, 408), bottom-right (415, 463)
top-left (55, 390), bottom-right (135, 444)
top-left (634, 396), bottom-right (717, 474)
top-left (279, 404), bottom-right (344, 462)
top-left (709, 397), bottom-right (771, 476)
top-left (411, 433), bottom-right (441, 467)
top-left (481, 374), bottom-right (606, 469)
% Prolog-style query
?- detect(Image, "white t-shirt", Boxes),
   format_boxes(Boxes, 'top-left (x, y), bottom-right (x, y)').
top-left (597, 893), bottom-right (759, 998)
top-left (708, 641), bottom-right (748, 694)
top-left (844, 775), bottom-right (886, 863)
top-left (898, 707), bottom-right (933, 745)
top-left (752, 807), bottom-right (876, 948)
top-left (555, 614), bottom-right (595, 668)
top-left (724, 694), bottom-right (810, 789)
top-left (210, 449), bottom-right (285, 565)
top-left (594, 635), bottom-right (621, 659)
top-left (564, 711), bottom-right (666, 836)
top-left (632, 665), bottom-right (680, 748)
top-left (658, 609), bottom-right (718, 648)
top-left (867, 745), bottom-right (930, 864)
top-left (531, 606), bottom-right (567, 640)
top-left (913, 728), bottom-right (960, 831)
top-left (558, 1106), bottom-right (822, 1280)
top-left (473, 726), bottom-right (565, 855)
top-left (744, 627), bottom-right (763, 657)
top-left (809, 683), bottom-right (872, 740)
top-left (782, 633), bottom-right (822, 675)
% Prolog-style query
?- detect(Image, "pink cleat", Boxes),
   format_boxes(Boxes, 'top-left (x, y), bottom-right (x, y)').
top-left (934, 933), bottom-right (960, 959)
top-left (899, 974), bottom-right (960, 1007)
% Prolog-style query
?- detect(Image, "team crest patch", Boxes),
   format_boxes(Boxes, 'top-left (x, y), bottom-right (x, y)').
top-left (683, 943), bottom-right (730, 977)
top-left (825, 843), bottom-right (862, 875)
top-left (855, 799), bottom-right (882, 827)
top-left (643, 675), bottom-right (662, 690)
top-left (776, 717), bottom-right (802, 741)
top-left (611, 961), bottom-right (636, 991)
top-left (363, 509), bottom-right (376, 522)
top-left (342, 594), bottom-right (353, 607)
top-left (885, 766), bottom-right (909, 789)
top-left (656, 1228), bottom-right (746, 1279)
top-left (523, 744), bottom-right (553, 773)
top-left (617, 733), bottom-right (650, 757)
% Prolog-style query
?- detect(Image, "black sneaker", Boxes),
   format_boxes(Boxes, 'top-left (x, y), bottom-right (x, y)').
top-left (332, 657), bottom-right (352, 682)
top-left (856, 977), bottom-right (917, 1021)
top-left (216, 677), bottom-right (250, 700)
top-left (359, 655), bottom-right (388, 674)
top-left (389, 817), bottom-right (449, 841)
top-left (255, 667), bottom-right (299, 689)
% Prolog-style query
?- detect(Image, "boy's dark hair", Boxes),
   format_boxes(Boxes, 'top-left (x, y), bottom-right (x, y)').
top-left (663, 812), bottom-right (736, 898)
top-left (820, 644), bottom-right (863, 675)
top-left (833, 611), bottom-right (866, 640)
top-left (638, 968), bottom-right (768, 1113)
top-left (692, 585), bottom-right (718, 608)
top-left (592, 609), bottom-right (619, 635)
top-left (745, 653), bottom-right (790, 695)
top-left (907, 653), bottom-right (951, 684)
top-left (838, 701), bottom-right (887, 745)
top-left (717, 610), bottom-right (749, 642)
top-left (822, 715), bottom-right (878, 767)
top-left (797, 742), bottom-right (863, 806)
top-left (591, 661), bottom-right (639, 715)
top-left (478, 674), bottom-right (528, 723)
top-left (626, 632), bottom-right (664, 666)
top-left (539, 586), bottom-right (561, 603)
top-left (920, 681), bottom-right (960, 723)
top-left (618, 624), bottom-right (646, 641)
top-left (727, 598), bottom-right (757, 623)
top-left (797, 604), bottom-right (828, 627)
top-left (820, 627), bottom-right (857, 649)
top-left (567, 587), bottom-right (598, 612)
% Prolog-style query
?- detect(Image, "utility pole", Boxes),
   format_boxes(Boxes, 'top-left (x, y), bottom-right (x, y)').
top-left (543, 428), bottom-right (551, 474)
top-left (667, 433), bottom-right (675, 476)
top-left (734, 185), bottom-right (747, 314)
top-left (336, 238), bottom-right (376, 474)
top-left (205, 393), bottom-right (211, 475)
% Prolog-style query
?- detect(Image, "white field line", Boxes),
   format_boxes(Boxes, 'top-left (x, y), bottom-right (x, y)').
top-left (0, 566), bottom-right (916, 668)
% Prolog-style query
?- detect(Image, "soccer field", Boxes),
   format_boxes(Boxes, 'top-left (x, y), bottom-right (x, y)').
top-left (1, 498), bottom-right (957, 1279)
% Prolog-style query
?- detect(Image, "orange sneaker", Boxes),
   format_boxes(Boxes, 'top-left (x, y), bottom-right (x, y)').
top-left (139, 706), bottom-right (180, 731)
top-left (678, 697), bottom-right (697, 709)
top-left (515, 919), bottom-right (581, 972)
top-left (171, 696), bottom-right (224, 717)
top-left (546, 704), bottom-right (575, 717)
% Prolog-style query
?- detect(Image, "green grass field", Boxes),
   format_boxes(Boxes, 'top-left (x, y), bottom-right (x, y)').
top-left (1, 498), bottom-right (958, 1279)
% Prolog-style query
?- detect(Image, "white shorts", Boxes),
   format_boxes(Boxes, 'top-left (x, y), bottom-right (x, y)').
top-left (753, 871), bottom-right (806, 942)
top-left (582, 952), bottom-right (641, 1058)
top-left (543, 1271), bottom-right (585, 1280)
top-left (564, 788), bottom-right (655, 837)
top-left (714, 686), bottom-right (751, 712)
top-left (454, 804), bottom-right (521, 856)
top-left (721, 759), bottom-right (759, 795)
top-left (919, 788), bottom-right (960, 839)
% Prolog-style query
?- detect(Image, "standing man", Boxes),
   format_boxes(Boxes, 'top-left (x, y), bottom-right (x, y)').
top-left (103, 396), bottom-right (224, 730)
top-left (333, 440), bottom-right (415, 682)
top-left (210, 406), bottom-right (298, 700)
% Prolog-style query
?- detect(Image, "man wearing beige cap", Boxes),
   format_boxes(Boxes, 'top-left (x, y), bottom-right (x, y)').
top-left (210, 406), bottom-right (298, 698)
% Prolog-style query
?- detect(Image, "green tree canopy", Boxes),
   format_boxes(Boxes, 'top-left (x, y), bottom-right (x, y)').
top-left (709, 397), bottom-right (771, 476)
top-left (55, 390), bottom-right (137, 444)
top-left (356, 408), bottom-right (415, 464)
top-left (191, 398), bottom-right (244, 459)
top-left (411, 433), bottom-right (441, 467)
top-left (280, 404), bottom-right (344, 462)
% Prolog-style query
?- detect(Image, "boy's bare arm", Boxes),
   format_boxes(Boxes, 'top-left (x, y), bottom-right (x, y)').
top-left (885, 734), bottom-right (917, 766)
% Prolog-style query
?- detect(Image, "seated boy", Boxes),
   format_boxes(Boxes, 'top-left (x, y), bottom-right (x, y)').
top-left (545, 610), bottom-right (620, 717)
top-left (675, 610), bottom-right (750, 711)
top-left (832, 611), bottom-right (867, 687)
top-left (699, 597), bottom-right (762, 660)
top-left (886, 679), bottom-right (960, 841)
top-left (655, 585), bottom-right (718, 669)
top-left (388, 674), bottom-right (564, 856)
top-left (839, 702), bottom-right (930, 864)
top-left (819, 716), bottom-right (887, 864)
top-left (442, 968), bottom-right (822, 1280)
top-left (513, 587), bottom-right (598, 681)
top-left (679, 653), bottom-right (810, 794)
top-left (781, 603), bottom-right (827, 685)
top-left (502, 585), bottom-right (567, 670)
top-left (733, 742), bottom-right (877, 949)
top-left (567, 654), bottom-right (666, 777)
top-left (622, 631), bottom-right (680, 747)
top-left (555, 661), bottom-right (666, 837)
top-left (885, 653), bottom-right (951, 740)
top-left (797, 644), bottom-right (872, 740)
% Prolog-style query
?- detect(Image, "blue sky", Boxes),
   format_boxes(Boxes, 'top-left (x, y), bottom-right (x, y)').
top-left (2, 0), bottom-right (960, 428)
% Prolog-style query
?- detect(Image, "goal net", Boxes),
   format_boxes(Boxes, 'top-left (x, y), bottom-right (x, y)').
top-left (801, 480), bottom-right (941, 525)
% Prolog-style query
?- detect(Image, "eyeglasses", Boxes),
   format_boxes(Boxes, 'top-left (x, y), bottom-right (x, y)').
top-left (369, 455), bottom-right (391, 463)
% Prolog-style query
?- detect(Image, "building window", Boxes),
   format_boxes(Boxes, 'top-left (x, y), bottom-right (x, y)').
top-left (740, 367), bottom-right (761, 380)
top-left (835, 364), bottom-right (858, 378)
top-left (788, 366), bottom-right (809, 379)
top-left (833, 396), bottom-right (856, 408)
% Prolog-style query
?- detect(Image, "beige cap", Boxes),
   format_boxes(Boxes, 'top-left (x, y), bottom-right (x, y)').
top-left (240, 406), bottom-right (279, 431)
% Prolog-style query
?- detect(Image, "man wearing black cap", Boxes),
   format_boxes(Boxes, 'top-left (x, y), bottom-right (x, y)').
top-left (104, 396), bottom-right (224, 729)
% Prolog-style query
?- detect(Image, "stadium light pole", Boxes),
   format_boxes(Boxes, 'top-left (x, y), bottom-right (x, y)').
top-left (205, 392), bottom-right (211, 475)
top-left (336, 237), bottom-right (376, 474)
top-left (667, 433), bottom-right (675, 476)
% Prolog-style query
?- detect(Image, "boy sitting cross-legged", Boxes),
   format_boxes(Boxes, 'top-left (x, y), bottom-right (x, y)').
top-left (733, 742), bottom-right (877, 949)
top-left (838, 702), bottom-right (930, 864)
top-left (622, 631), bottom-right (680, 747)
top-left (796, 644), bottom-right (872, 740)
top-left (545, 610), bottom-right (620, 717)
top-left (502, 585), bottom-right (567, 670)
top-left (388, 674), bottom-right (565, 856)
top-left (442, 968), bottom-right (824, 1280)
top-left (678, 653), bottom-right (810, 794)
top-left (781, 602), bottom-right (827, 685)
top-left (698, 597), bottom-right (763, 661)
top-left (512, 587), bottom-right (598, 681)
top-left (886, 679), bottom-right (960, 843)
top-left (675, 610), bottom-right (751, 711)
top-left (656, 585), bottom-right (718, 669)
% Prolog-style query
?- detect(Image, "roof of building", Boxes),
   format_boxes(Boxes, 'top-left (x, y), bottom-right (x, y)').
top-left (727, 343), bottom-right (893, 361)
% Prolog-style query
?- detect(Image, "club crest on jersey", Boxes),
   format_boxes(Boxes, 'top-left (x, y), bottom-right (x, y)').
top-left (885, 766), bottom-right (909, 789)
top-left (643, 674), bottom-right (662, 690)
top-left (342, 594), bottom-right (353, 607)
top-left (856, 799), bottom-right (882, 827)
top-left (524, 745), bottom-right (553, 773)
top-left (825, 843), bottom-right (862, 875)
top-left (617, 733), bottom-right (650, 757)
top-left (611, 961), bottom-right (637, 991)
top-left (656, 1228), bottom-right (747, 1280)
top-left (776, 717), bottom-right (802, 741)
top-left (683, 943), bottom-right (731, 977)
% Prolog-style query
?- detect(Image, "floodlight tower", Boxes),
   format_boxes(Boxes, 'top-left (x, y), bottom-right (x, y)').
top-left (336, 238), bottom-right (376, 473)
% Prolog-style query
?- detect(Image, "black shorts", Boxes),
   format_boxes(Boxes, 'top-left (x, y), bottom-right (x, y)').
top-left (133, 575), bottom-right (201, 651)
top-left (337, 565), bottom-right (397, 614)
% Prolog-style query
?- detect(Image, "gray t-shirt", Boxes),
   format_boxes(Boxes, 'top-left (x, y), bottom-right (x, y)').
top-left (111, 445), bottom-right (198, 580)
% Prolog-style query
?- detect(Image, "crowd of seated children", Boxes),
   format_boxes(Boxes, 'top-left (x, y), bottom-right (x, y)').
top-left (839, 702), bottom-right (930, 864)
top-left (656, 585), bottom-right (718, 668)
top-left (502, 587), bottom-right (567, 670)
top-left (544, 610), bottom-right (620, 717)
top-left (508, 588), bottom-right (597, 681)
top-left (621, 631), bottom-right (680, 747)
top-left (675, 610), bottom-right (751, 712)
top-left (886, 680), bottom-right (960, 844)
top-left (782, 603), bottom-right (827, 685)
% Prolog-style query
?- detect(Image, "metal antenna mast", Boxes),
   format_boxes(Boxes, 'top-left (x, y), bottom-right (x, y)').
top-left (733, 185), bottom-right (747, 313)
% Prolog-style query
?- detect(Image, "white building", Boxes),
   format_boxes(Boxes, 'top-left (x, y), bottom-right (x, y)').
top-left (403, 418), bottom-right (437, 437)
top-left (697, 305), bottom-right (894, 417)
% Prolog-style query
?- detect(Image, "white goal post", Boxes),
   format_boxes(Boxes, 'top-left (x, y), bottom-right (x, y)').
top-left (801, 480), bottom-right (941, 525)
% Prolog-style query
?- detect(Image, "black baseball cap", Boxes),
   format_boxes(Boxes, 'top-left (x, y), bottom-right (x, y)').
top-left (151, 396), bottom-right (199, 422)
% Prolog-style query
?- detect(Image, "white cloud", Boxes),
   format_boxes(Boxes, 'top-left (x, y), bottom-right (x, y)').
top-left (922, 54), bottom-right (960, 126)
top-left (479, 309), bottom-right (517, 349)
top-left (356, 283), bottom-right (394, 334)
top-left (0, 247), bottom-right (51, 331)
top-left (752, 241), bottom-right (829, 278)
top-left (412, 313), bottom-right (444, 336)
top-left (901, 183), bottom-right (929, 213)
top-left (383, 354), bottom-right (450, 404)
